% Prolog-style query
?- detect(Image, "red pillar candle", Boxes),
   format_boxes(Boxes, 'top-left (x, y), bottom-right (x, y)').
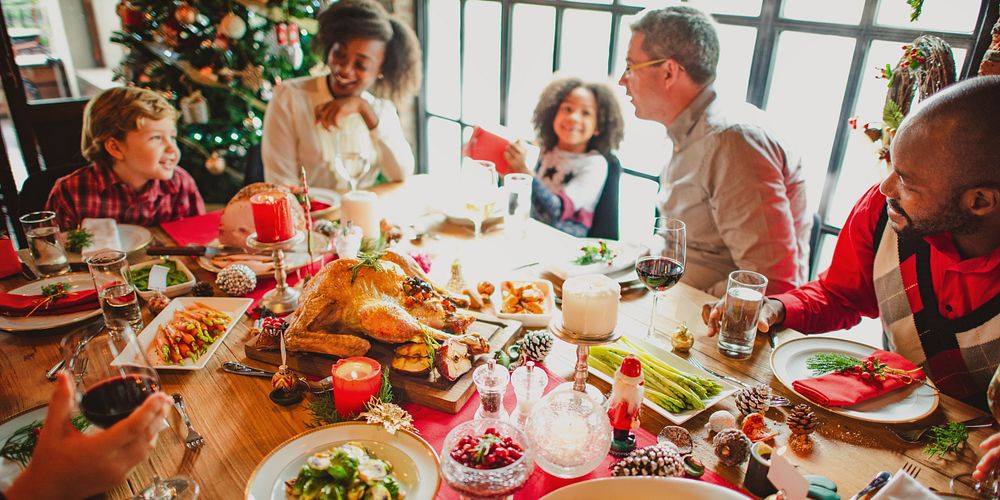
top-left (250, 191), bottom-right (295, 243)
top-left (331, 357), bottom-right (382, 417)
top-left (0, 236), bottom-right (20, 278)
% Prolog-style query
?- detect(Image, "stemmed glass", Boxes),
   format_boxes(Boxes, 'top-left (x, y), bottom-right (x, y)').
top-left (976, 365), bottom-right (1000, 498)
top-left (634, 217), bottom-right (686, 339)
top-left (332, 126), bottom-right (374, 192)
top-left (460, 159), bottom-right (500, 239)
top-left (63, 320), bottom-right (199, 499)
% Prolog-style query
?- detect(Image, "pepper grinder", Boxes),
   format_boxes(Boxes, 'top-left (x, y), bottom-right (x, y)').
top-left (510, 361), bottom-right (547, 430)
top-left (473, 359), bottom-right (509, 420)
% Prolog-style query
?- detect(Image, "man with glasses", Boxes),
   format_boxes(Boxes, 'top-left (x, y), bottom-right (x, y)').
top-left (620, 6), bottom-right (810, 295)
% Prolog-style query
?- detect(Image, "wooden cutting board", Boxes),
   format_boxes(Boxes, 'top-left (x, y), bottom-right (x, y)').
top-left (244, 312), bottom-right (523, 414)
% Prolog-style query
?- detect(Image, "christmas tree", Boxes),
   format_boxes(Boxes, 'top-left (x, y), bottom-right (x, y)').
top-left (111, 0), bottom-right (323, 202)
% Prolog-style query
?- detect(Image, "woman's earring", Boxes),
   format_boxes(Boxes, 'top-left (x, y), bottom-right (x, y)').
top-left (377, 74), bottom-right (384, 80)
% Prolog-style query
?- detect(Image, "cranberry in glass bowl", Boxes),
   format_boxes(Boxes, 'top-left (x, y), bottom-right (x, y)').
top-left (441, 419), bottom-right (534, 500)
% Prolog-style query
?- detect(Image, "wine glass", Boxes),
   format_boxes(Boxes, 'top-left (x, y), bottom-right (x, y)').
top-left (975, 365), bottom-right (1000, 498)
top-left (635, 217), bottom-right (686, 339)
top-left (459, 159), bottom-right (500, 239)
top-left (332, 124), bottom-right (374, 192)
top-left (63, 320), bottom-right (199, 499)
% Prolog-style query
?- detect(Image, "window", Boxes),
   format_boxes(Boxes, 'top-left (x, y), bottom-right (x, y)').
top-left (418, 0), bottom-right (989, 258)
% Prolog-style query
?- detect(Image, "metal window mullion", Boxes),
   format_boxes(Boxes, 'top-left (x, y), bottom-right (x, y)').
top-left (552, 6), bottom-right (563, 72)
top-left (745, 0), bottom-right (780, 107)
top-left (459, 0), bottom-right (468, 124)
top-left (500, 0), bottom-right (513, 126)
top-left (608, 7), bottom-right (621, 77)
top-left (415, 0), bottom-right (430, 174)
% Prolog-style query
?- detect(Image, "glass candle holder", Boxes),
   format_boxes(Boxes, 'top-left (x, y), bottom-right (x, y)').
top-left (473, 359), bottom-right (509, 421)
top-left (331, 357), bottom-right (382, 417)
top-left (510, 361), bottom-right (547, 430)
top-left (525, 386), bottom-right (612, 478)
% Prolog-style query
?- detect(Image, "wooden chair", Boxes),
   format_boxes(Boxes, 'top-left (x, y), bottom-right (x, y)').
top-left (587, 153), bottom-right (621, 240)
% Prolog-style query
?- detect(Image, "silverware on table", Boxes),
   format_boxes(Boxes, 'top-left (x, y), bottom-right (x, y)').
top-left (686, 355), bottom-right (791, 407)
top-left (891, 415), bottom-right (995, 443)
top-left (902, 461), bottom-right (922, 479)
top-left (146, 245), bottom-right (248, 257)
top-left (222, 361), bottom-right (333, 393)
top-left (172, 393), bottom-right (206, 450)
top-left (20, 261), bottom-right (38, 281)
top-left (47, 320), bottom-right (105, 381)
top-left (850, 470), bottom-right (891, 500)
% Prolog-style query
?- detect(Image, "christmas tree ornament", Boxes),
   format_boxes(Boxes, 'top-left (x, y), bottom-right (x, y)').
top-left (706, 409), bottom-right (737, 433)
top-left (516, 330), bottom-right (553, 363)
top-left (153, 22), bottom-right (180, 48)
top-left (275, 22), bottom-right (289, 46)
top-left (117, 0), bottom-right (144, 30)
top-left (196, 65), bottom-right (218, 82)
top-left (216, 264), bottom-right (257, 296)
top-left (174, 3), bottom-right (197, 25)
top-left (179, 90), bottom-right (209, 124)
top-left (735, 383), bottom-right (772, 416)
top-left (611, 442), bottom-right (685, 478)
top-left (656, 425), bottom-right (693, 455)
top-left (608, 354), bottom-right (644, 457)
top-left (358, 401), bottom-right (417, 435)
top-left (446, 259), bottom-right (467, 295)
top-left (240, 65), bottom-right (264, 92)
top-left (218, 13), bottom-right (247, 39)
top-left (787, 403), bottom-right (819, 442)
top-left (713, 428), bottom-right (751, 467)
top-left (670, 323), bottom-right (694, 353)
top-left (285, 25), bottom-right (304, 69)
top-left (205, 152), bottom-right (227, 175)
top-left (269, 335), bottom-right (304, 405)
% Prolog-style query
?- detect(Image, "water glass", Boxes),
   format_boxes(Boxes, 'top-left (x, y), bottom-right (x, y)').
top-left (460, 158), bottom-right (500, 239)
top-left (503, 173), bottom-right (532, 239)
top-left (87, 250), bottom-right (143, 334)
top-left (717, 270), bottom-right (768, 360)
top-left (19, 210), bottom-right (70, 277)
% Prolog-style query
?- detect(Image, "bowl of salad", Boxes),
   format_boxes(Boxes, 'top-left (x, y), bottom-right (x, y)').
top-left (130, 258), bottom-right (195, 300)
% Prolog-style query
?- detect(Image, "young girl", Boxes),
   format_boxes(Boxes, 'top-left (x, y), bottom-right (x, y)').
top-left (262, 0), bottom-right (422, 192)
top-left (505, 78), bottom-right (624, 237)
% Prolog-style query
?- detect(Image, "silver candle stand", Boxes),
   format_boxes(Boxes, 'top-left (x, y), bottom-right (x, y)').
top-left (246, 230), bottom-right (304, 314)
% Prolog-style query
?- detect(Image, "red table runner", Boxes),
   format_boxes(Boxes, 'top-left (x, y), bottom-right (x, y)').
top-left (403, 367), bottom-right (748, 499)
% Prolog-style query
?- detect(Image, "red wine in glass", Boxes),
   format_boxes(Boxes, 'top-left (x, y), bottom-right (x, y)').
top-left (80, 374), bottom-right (159, 429)
top-left (636, 257), bottom-right (685, 292)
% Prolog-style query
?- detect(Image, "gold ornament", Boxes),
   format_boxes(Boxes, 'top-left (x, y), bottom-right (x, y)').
top-left (218, 12), bottom-right (247, 39)
top-left (153, 24), bottom-right (179, 48)
top-left (240, 65), bottom-right (264, 92)
top-left (358, 399), bottom-right (417, 435)
top-left (670, 323), bottom-right (694, 353)
top-left (174, 3), bottom-right (198, 25)
top-left (205, 152), bottom-right (227, 175)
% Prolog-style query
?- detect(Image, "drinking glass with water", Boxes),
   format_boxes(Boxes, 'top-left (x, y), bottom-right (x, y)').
top-left (86, 250), bottom-right (144, 334)
top-left (503, 173), bottom-right (533, 239)
top-left (717, 270), bottom-right (768, 360)
top-left (19, 211), bottom-right (70, 277)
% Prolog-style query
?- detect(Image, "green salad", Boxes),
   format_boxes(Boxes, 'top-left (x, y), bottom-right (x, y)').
top-left (286, 442), bottom-right (403, 500)
top-left (131, 261), bottom-right (191, 291)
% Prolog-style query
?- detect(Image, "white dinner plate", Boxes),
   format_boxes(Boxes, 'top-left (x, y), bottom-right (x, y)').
top-left (588, 336), bottom-right (738, 425)
top-left (245, 422), bottom-right (440, 500)
top-left (0, 273), bottom-right (102, 333)
top-left (544, 238), bottom-right (644, 280)
top-left (0, 405), bottom-right (47, 491)
top-left (770, 337), bottom-right (939, 424)
top-left (197, 231), bottom-right (331, 277)
top-left (540, 477), bottom-right (746, 500)
top-left (66, 224), bottom-right (153, 264)
top-left (126, 297), bottom-right (252, 370)
top-left (306, 187), bottom-right (341, 218)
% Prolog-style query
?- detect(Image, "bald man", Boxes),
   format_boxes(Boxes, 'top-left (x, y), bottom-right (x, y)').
top-left (704, 76), bottom-right (1000, 409)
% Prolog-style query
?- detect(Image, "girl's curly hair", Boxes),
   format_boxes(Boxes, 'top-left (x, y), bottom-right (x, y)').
top-left (312, 0), bottom-right (422, 104)
top-left (532, 78), bottom-right (624, 154)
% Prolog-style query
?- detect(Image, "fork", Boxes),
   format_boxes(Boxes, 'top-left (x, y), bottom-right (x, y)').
top-left (686, 356), bottom-right (791, 407)
top-left (171, 393), bottom-right (205, 450)
top-left (891, 415), bottom-right (995, 443)
top-left (902, 461), bottom-right (922, 479)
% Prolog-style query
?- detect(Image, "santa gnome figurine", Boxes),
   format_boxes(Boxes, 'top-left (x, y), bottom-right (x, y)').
top-left (608, 354), bottom-right (644, 457)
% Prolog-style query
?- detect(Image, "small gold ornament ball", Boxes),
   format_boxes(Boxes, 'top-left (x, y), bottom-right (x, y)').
top-left (174, 3), bottom-right (197, 25)
top-left (205, 152), bottom-right (226, 175)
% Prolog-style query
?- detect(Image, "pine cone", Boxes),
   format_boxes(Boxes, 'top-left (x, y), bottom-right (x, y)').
top-left (735, 383), bottom-right (771, 416)
top-left (787, 404), bottom-right (819, 436)
top-left (192, 281), bottom-right (214, 297)
top-left (611, 443), bottom-right (684, 478)
top-left (518, 330), bottom-right (553, 363)
top-left (713, 428), bottom-right (751, 467)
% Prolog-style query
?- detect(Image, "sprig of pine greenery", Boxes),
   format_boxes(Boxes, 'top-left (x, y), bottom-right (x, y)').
top-left (305, 366), bottom-right (394, 427)
top-left (573, 240), bottom-right (616, 265)
top-left (906, 0), bottom-right (925, 21)
top-left (349, 250), bottom-right (386, 283)
top-left (924, 422), bottom-right (968, 458)
top-left (64, 228), bottom-right (94, 253)
top-left (805, 353), bottom-right (862, 376)
top-left (883, 101), bottom-right (906, 130)
top-left (1, 416), bottom-right (90, 466)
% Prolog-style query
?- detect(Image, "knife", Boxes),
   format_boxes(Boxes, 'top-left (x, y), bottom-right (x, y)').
top-left (849, 471), bottom-right (892, 500)
top-left (222, 361), bottom-right (333, 393)
top-left (147, 245), bottom-right (249, 257)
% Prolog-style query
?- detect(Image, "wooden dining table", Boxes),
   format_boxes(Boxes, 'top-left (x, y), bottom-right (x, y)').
top-left (0, 174), bottom-right (994, 499)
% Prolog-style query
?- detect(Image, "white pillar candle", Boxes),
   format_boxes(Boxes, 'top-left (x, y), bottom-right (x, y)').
top-left (561, 274), bottom-right (620, 338)
top-left (340, 190), bottom-right (380, 240)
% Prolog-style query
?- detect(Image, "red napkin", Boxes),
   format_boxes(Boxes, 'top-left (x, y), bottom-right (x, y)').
top-left (160, 210), bottom-right (223, 246)
top-left (403, 365), bottom-right (749, 499)
top-left (465, 126), bottom-right (512, 176)
top-left (0, 289), bottom-right (99, 316)
top-left (792, 350), bottom-right (926, 407)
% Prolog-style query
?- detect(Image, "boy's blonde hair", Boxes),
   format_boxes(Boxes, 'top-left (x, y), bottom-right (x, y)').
top-left (81, 86), bottom-right (179, 168)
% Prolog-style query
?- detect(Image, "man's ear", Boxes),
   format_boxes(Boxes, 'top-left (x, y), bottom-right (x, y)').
top-left (964, 186), bottom-right (1000, 217)
top-left (104, 138), bottom-right (126, 161)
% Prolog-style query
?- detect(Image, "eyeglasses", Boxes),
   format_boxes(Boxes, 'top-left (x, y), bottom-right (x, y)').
top-left (623, 58), bottom-right (669, 76)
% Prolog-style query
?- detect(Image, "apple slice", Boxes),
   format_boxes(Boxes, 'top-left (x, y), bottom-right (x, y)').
top-left (435, 338), bottom-right (472, 381)
top-left (391, 343), bottom-right (432, 376)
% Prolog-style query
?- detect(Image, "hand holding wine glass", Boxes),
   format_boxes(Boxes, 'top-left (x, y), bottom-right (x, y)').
top-left (3, 371), bottom-right (171, 500)
top-left (635, 217), bottom-right (686, 338)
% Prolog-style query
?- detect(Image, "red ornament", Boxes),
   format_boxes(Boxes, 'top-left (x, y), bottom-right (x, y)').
top-left (276, 23), bottom-right (288, 46)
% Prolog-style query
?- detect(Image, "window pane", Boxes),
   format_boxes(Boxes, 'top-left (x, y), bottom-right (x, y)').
top-left (876, 0), bottom-right (980, 33)
top-left (426, 0), bottom-right (460, 119)
top-left (463, 0), bottom-right (502, 126)
top-left (715, 24), bottom-right (756, 102)
top-left (559, 9), bottom-right (611, 81)
top-left (829, 40), bottom-right (968, 226)
top-left (766, 32), bottom-right (856, 216)
top-left (781, 0), bottom-right (864, 25)
top-left (813, 232), bottom-right (838, 279)
top-left (507, 4), bottom-right (556, 139)
top-left (427, 117), bottom-right (462, 177)
top-left (624, 0), bottom-right (762, 17)
top-left (618, 174), bottom-right (658, 243)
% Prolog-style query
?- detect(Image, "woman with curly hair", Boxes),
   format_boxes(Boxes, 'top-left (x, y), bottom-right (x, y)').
top-left (262, 0), bottom-right (421, 192)
top-left (505, 77), bottom-right (625, 237)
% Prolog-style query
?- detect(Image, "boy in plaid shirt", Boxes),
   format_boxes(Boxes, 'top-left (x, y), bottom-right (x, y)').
top-left (45, 87), bottom-right (204, 229)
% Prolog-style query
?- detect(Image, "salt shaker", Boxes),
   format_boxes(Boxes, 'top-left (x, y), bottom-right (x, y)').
top-left (510, 361), bottom-right (547, 429)
top-left (473, 359), bottom-right (509, 420)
